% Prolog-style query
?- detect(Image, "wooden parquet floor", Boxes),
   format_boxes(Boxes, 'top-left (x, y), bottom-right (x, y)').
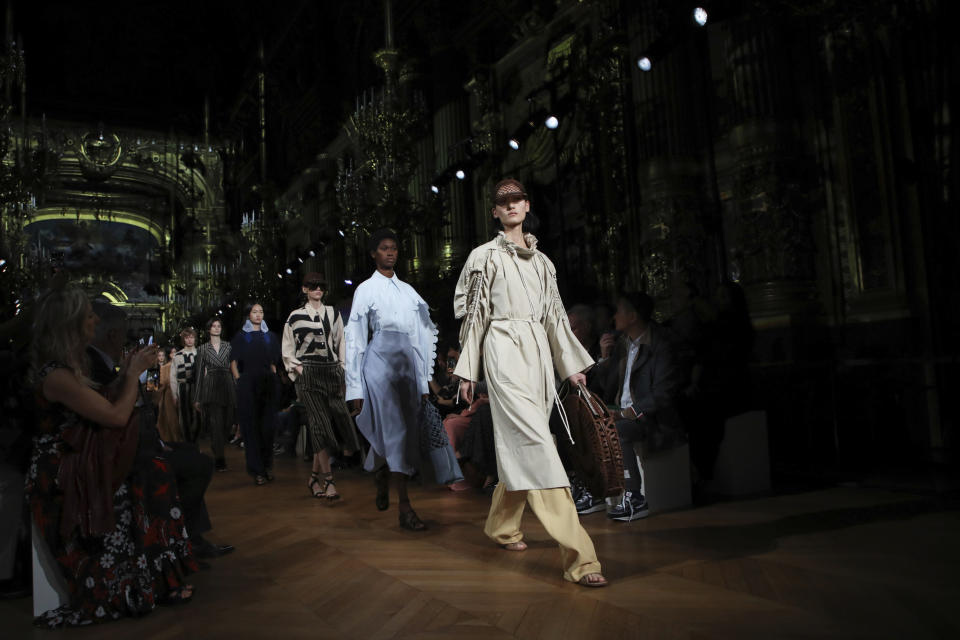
top-left (3, 446), bottom-right (958, 639)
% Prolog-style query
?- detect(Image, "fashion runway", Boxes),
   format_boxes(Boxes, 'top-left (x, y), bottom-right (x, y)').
top-left (4, 446), bottom-right (958, 639)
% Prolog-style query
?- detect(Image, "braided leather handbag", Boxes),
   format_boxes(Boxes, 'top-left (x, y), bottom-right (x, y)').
top-left (560, 383), bottom-right (625, 498)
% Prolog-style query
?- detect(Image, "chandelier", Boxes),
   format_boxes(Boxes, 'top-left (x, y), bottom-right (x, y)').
top-left (335, 2), bottom-right (433, 238)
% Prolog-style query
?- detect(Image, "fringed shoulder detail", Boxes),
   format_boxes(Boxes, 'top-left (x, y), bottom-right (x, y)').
top-left (416, 297), bottom-right (439, 381)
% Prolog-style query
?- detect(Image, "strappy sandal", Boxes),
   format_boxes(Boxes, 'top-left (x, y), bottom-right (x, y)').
top-left (308, 473), bottom-right (324, 498)
top-left (398, 506), bottom-right (427, 531)
top-left (374, 467), bottom-right (389, 511)
top-left (577, 573), bottom-right (609, 588)
top-left (254, 475), bottom-right (268, 486)
top-left (320, 473), bottom-right (340, 501)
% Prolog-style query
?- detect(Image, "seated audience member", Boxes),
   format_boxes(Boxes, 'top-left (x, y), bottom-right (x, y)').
top-left (88, 301), bottom-right (233, 562)
top-left (428, 339), bottom-right (461, 415)
top-left (28, 286), bottom-right (197, 626)
top-left (441, 381), bottom-right (490, 490)
top-left (567, 304), bottom-right (601, 361)
top-left (556, 304), bottom-right (606, 514)
top-left (455, 382), bottom-right (498, 493)
top-left (589, 291), bottom-right (683, 521)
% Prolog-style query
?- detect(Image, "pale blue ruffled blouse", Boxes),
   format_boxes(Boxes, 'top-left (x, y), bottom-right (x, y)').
top-left (344, 270), bottom-right (437, 401)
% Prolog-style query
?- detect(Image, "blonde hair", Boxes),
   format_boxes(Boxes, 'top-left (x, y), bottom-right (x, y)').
top-left (29, 285), bottom-right (91, 384)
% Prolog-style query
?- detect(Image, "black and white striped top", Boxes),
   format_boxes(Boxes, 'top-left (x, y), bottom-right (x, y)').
top-left (282, 303), bottom-right (346, 380)
top-left (169, 347), bottom-right (196, 403)
top-left (173, 348), bottom-right (196, 383)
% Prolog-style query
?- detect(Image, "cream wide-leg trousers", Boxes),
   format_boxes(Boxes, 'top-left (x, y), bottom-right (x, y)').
top-left (483, 483), bottom-right (602, 582)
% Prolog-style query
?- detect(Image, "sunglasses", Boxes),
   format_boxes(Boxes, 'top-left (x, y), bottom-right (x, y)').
top-left (494, 192), bottom-right (527, 207)
top-left (304, 281), bottom-right (326, 290)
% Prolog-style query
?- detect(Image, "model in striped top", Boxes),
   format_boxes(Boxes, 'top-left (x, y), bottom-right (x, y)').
top-left (170, 327), bottom-right (199, 442)
top-left (282, 272), bottom-right (360, 500)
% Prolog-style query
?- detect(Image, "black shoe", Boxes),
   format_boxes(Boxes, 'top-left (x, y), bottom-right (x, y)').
top-left (193, 536), bottom-right (235, 558)
top-left (264, 468), bottom-right (275, 482)
top-left (575, 486), bottom-right (606, 515)
top-left (607, 491), bottom-right (649, 522)
top-left (214, 458), bottom-right (227, 472)
top-left (398, 507), bottom-right (427, 531)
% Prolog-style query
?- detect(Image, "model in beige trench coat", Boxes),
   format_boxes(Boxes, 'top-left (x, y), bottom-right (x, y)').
top-left (452, 232), bottom-right (593, 491)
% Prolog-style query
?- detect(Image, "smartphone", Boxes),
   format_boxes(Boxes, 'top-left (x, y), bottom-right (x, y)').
top-left (139, 331), bottom-right (159, 377)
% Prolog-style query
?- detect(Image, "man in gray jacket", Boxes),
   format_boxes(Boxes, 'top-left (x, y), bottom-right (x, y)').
top-left (589, 291), bottom-right (684, 521)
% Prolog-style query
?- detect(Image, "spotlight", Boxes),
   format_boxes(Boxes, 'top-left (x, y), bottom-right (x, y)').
top-left (455, 169), bottom-right (466, 180)
top-left (508, 138), bottom-right (520, 150)
top-left (637, 56), bottom-right (652, 71)
top-left (285, 268), bottom-right (293, 275)
top-left (430, 185), bottom-right (440, 194)
top-left (308, 250), bottom-right (316, 257)
top-left (344, 279), bottom-right (353, 285)
top-left (338, 230), bottom-right (345, 237)
top-left (297, 257), bottom-right (304, 263)
top-left (277, 273), bottom-right (283, 279)
top-left (693, 7), bottom-right (708, 26)
top-left (217, 309), bottom-right (223, 315)
top-left (0, 259), bottom-right (5, 267)
top-left (544, 116), bottom-right (559, 130)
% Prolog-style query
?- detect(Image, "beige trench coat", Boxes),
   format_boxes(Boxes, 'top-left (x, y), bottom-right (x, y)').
top-left (453, 233), bottom-right (593, 491)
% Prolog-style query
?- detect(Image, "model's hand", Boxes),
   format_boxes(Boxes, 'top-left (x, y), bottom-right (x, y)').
top-left (295, 365), bottom-right (303, 376)
top-left (459, 380), bottom-right (475, 405)
top-left (350, 399), bottom-right (363, 416)
top-left (568, 372), bottom-right (587, 389)
top-left (193, 402), bottom-right (201, 413)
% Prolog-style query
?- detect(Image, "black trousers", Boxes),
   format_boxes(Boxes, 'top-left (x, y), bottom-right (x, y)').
top-left (178, 382), bottom-right (199, 442)
top-left (237, 373), bottom-right (276, 477)
top-left (614, 417), bottom-right (653, 494)
top-left (165, 442), bottom-right (214, 536)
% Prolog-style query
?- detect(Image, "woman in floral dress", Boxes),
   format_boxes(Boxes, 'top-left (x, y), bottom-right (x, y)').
top-left (26, 285), bottom-right (197, 627)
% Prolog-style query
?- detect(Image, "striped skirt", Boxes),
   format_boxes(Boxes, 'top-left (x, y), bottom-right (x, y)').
top-left (295, 362), bottom-right (361, 454)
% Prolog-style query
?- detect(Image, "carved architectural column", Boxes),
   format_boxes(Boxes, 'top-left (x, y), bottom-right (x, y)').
top-left (722, 17), bottom-right (819, 317)
top-left (432, 97), bottom-right (471, 274)
top-left (630, 1), bottom-right (711, 316)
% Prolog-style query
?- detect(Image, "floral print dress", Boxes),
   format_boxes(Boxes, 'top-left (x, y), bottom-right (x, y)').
top-left (25, 362), bottom-right (197, 628)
